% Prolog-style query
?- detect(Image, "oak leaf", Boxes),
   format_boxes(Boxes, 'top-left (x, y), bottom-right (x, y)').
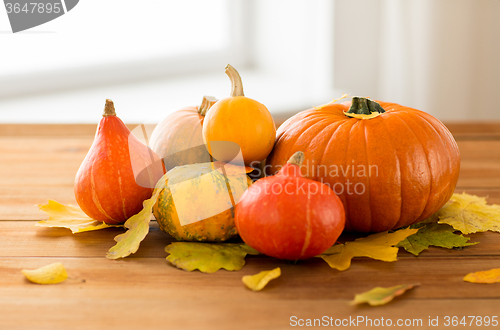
top-left (464, 269), bottom-right (500, 284)
top-left (397, 223), bottom-right (477, 255)
top-left (434, 192), bottom-right (500, 234)
top-left (351, 283), bottom-right (419, 306)
top-left (22, 262), bottom-right (68, 284)
top-left (37, 200), bottom-right (121, 233)
top-left (320, 228), bottom-right (418, 271)
top-left (165, 242), bottom-right (260, 273)
top-left (242, 267), bottom-right (281, 291)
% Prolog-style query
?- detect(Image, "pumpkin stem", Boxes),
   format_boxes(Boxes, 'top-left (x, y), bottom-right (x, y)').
top-left (103, 99), bottom-right (116, 117)
top-left (287, 151), bottom-right (305, 167)
top-left (345, 97), bottom-right (385, 116)
top-left (225, 64), bottom-right (245, 97)
top-left (198, 96), bottom-right (218, 116)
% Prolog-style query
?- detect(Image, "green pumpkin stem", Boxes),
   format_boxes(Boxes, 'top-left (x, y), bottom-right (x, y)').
top-left (346, 97), bottom-right (385, 116)
top-left (103, 99), bottom-right (116, 117)
top-left (287, 151), bottom-right (305, 167)
top-left (225, 64), bottom-right (245, 97)
top-left (198, 96), bottom-right (218, 116)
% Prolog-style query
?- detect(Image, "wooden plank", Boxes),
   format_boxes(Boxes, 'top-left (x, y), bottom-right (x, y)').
top-left (0, 220), bottom-right (499, 259)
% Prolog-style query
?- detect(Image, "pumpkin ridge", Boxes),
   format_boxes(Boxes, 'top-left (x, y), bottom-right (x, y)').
top-left (90, 161), bottom-right (116, 223)
top-left (360, 121), bottom-right (373, 231)
top-left (317, 119), bottom-right (352, 179)
top-left (341, 120), bottom-right (359, 230)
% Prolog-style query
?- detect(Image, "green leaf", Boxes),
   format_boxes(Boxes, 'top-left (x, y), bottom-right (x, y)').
top-left (242, 268), bottom-right (281, 291)
top-left (37, 200), bottom-right (122, 233)
top-left (397, 223), bottom-right (477, 255)
top-left (106, 175), bottom-right (167, 259)
top-left (165, 242), bottom-right (260, 273)
top-left (320, 228), bottom-right (418, 271)
top-left (351, 283), bottom-right (420, 306)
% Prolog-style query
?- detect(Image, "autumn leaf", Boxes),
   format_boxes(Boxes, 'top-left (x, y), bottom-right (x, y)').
top-left (351, 283), bottom-right (419, 306)
top-left (242, 268), bottom-right (281, 291)
top-left (37, 200), bottom-right (121, 233)
top-left (434, 192), bottom-right (500, 234)
top-left (320, 228), bottom-right (418, 271)
top-left (165, 242), bottom-right (260, 273)
top-left (22, 262), bottom-right (68, 284)
top-left (397, 223), bottom-right (477, 255)
top-left (464, 269), bottom-right (500, 284)
top-left (106, 177), bottom-right (166, 259)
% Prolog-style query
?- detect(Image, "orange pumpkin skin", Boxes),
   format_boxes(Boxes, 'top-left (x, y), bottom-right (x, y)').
top-left (74, 100), bottom-right (165, 224)
top-left (267, 98), bottom-right (460, 232)
top-left (149, 97), bottom-right (216, 171)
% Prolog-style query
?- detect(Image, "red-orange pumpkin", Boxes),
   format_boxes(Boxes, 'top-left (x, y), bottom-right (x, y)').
top-left (74, 99), bottom-right (165, 224)
top-left (267, 97), bottom-right (460, 232)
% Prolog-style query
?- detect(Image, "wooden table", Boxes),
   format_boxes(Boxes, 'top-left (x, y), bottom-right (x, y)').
top-left (1, 123), bottom-right (500, 330)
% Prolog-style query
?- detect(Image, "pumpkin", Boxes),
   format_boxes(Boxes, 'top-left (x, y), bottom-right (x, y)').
top-left (149, 96), bottom-right (217, 171)
top-left (74, 99), bottom-right (165, 224)
top-left (267, 97), bottom-right (461, 233)
top-left (235, 151), bottom-right (345, 260)
top-left (202, 64), bottom-right (276, 166)
top-left (153, 162), bottom-right (253, 242)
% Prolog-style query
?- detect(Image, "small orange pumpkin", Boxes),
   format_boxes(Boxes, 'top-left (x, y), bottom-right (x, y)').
top-left (267, 97), bottom-right (461, 233)
top-left (149, 96), bottom-right (217, 171)
top-left (202, 65), bottom-right (276, 166)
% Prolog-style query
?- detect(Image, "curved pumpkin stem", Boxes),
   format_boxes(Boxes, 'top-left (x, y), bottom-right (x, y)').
top-left (287, 151), bottom-right (305, 167)
top-left (198, 96), bottom-right (218, 116)
top-left (225, 64), bottom-right (245, 97)
top-left (345, 97), bottom-right (385, 118)
top-left (103, 99), bottom-right (116, 117)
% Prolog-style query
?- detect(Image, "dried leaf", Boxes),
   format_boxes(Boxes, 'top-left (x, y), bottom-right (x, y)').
top-left (106, 177), bottom-right (166, 259)
top-left (397, 223), bottom-right (477, 255)
top-left (435, 192), bottom-right (500, 234)
top-left (165, 242), bottom-right (260, 273)
top-left (242, 268), bottom-right (281, 291)
top-left (22, 262), bottom-right (68, 284)
top-left (351, 283), bottom-right (419, 306)
top-left (320, 228), bottom-right (418, 271)
top-left (37, 200), bottom-right (121, 233)
top-left (464, 268), bottom-right (500, 284)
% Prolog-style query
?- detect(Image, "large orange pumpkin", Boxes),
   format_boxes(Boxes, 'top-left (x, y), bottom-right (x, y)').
top-left (149, 96), bottom-right (217, 171)
top-left (267, 97), bottom-right (460, 232)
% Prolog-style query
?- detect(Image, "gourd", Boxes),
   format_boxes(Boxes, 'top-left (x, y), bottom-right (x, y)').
top-left (149, 96), bottom-right (217, 171)
top-left (153, 162), bottom-right (253, 242)
top-left (267, 97), bottom-right (461, 233)
top-left (235, 151), bottom-right (345, 260)
top-left (202, 65), bottom-right (276, 166)
top-left (74, 99), bottom-right (165, 224)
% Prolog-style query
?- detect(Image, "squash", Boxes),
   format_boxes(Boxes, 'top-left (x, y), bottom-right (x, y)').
top-left (202, 64), bottom-right (276, 166)
top-left (149, 96), bottom-right (217, 171)
top-left (74, 99), bottom-right (165, 224)
top-left (153, 162), bottom-right (253, 242)
top-left (267, 97), bottom-right (461, 232)
top-left (235, 152), bottom-right (345, 260)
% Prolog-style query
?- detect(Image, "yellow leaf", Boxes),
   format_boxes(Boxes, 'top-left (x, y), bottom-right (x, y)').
top-left (37, 200), bottom-right (121, 233)
top-left (242, 268), bottom-right (281, 291)
top-left (165, 242), bottom-right (260, 273)
top-left (351, 283), bottom-right (419, 306)
top-left (464, 268), bottom-right (500, 284)
top-left (435, 192), bottom-right (500, 234)
top-left (320, 228), bottom-right (419, 271)
top-left (22, 262), bottom-right (68, 284)
top-left (106, 176), bottom-right (167, 259)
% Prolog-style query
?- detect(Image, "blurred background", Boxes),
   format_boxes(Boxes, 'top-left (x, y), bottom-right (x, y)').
top-left (0, 0), bottom-right (499, 124)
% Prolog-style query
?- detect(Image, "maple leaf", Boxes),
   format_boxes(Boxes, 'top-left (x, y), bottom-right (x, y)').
top-left (397, 223), bottom-right (477, 255)
top-left (351, 283), bottom-right (420, 306)
top-left (320, 228), bottom-right (418, 271)
top-left (464, 269), bottom-right (500, 284)
top-left (242, 268), bottom-right (281, 291)
top-left (434, 192), bottom-right (500, 234)
top-left (165, 242), bottom-right (260, 273)
top-left (22, 262), bottom-right (68, 284)
top-left (37, 200), bottom-right (122, 233)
